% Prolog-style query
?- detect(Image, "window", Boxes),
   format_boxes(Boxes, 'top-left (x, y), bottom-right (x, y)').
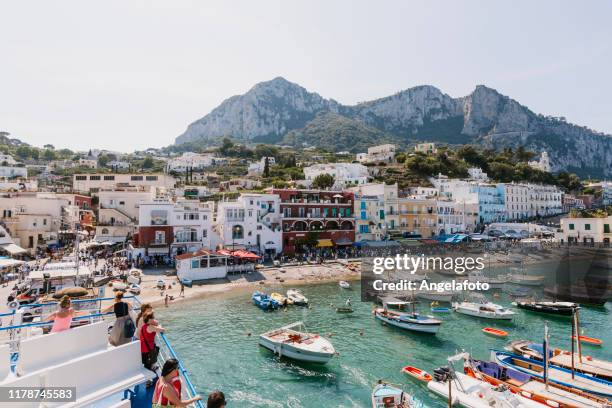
top-left (585, 224), bottom-right (591, 231)
top-left (605, 224), bottom-right (610, 234)
top-left (361, 211), bottom-right (366, 220)
top-left (202, 229), bottom-right (208, 238)
top-left (145, 175), bottom-right (158, 181)
top-left (89, 175), bottom-right (101, 180)
top-left (119, 201), bottom-right (125, 205)
top-left (359, 225), bottom-right (369, 233)
top-left (154, 231), bottom-right (165, 244)
top-left (131, 175), bottom-right (143, 181)
top-left (75, 175), bottom-right (87, 180)
top-left (232, 225), bottom-right (244, 239)
top-left (360, 201), bottom-right (366, 210)
top-left (569, 224), bottom-right (574, 230)
top-left (103, 175), bottom-right (115, 180)
top-left (43, 219), bottom-right (47, 225)
top-left (191, 259), bottom-right (199, 269)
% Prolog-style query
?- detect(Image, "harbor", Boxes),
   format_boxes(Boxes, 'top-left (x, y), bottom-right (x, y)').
top-left (156, 277), bottom-right (612, 407)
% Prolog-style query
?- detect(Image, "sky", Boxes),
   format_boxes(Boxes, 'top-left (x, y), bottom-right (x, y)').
top-left (1, 1), bottom-right (611, 152)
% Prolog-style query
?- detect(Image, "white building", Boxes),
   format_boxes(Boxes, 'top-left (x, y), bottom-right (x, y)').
top-left (436, 199), bottom-right (471, 235)
top-left (467, 167), bottom-right (489, 181)
top-left (350, 183), bottom-right (400, 237)
top-left (356, 144), bottom-right (396, 164)
top-left (216, 193), bottom-right (282, 256)
top-left (602, 181), bottom-right (612, 206)
top-left (0, 154), bottom-right (18, 166)
top-left (0, 166), bottom-right (27, 178)
top-left (78, 158), bottom-right (98, 169)
top-left (107, 160), bottom-right (131, 170)
top-left (72, 173), bottom-right (176, 193)
top-left (247, 157), bottom-right (276, 175)
top-left (414, 142), bottom-right (437, 154)
top-left (526, 183), bottom-right (563, 217)
top-left (303, 163), bottom-right (369, 188)
top-left (557, 215), bottom-right (612, 244)
top-left (528, 151), bottom-right (551, 172)
top-left (166, 152), bottom-right (225, 172)
top-left (175, 249), bottom-right (229, 281)
top-left (95, 188), bottom-right (157, 243)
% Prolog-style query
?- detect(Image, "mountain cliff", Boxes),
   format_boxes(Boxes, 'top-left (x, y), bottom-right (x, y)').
top-left (176, 78), bottom-right (612, 177)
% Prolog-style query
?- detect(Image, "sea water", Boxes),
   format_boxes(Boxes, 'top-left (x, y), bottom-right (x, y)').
top-left (157, 278), bottom-right (611, 407)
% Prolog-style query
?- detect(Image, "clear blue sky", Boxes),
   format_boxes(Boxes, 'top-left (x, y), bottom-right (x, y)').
top-left (1, 0), bottom-right (610, 152)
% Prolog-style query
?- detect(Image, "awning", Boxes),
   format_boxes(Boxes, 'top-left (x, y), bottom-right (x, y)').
top-left (232, 250), bottom-right (261, 260)
top-left (147, 247), bottom-right (169, 255)
top-left (317, 239), bottom-right (333, 247)
top-left (334, 237), bottom-right (353, 246)
top-left (0, 243), bottom-right (27, 255)
top-left (0, 258), bottom-right (25, 269)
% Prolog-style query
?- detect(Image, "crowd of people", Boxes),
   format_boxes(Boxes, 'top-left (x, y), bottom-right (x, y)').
top-left (44, 290), bottom-right (225, 407)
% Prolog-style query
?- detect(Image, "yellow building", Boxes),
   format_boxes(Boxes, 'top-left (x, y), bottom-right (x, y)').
top-left (396, 197), bottom-right (437, 237)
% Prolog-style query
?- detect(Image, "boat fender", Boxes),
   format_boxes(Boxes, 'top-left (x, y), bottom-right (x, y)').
top-left (546, 400), bottom-right (559, 407)
top-left (521, 391), bottom-right (531, 398)
top-left (586, 356), bottom-right (593, 361)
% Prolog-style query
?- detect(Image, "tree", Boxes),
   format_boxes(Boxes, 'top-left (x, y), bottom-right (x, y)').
top-left (218, 137), bottom-right (234, 156)
top-left (311, 173), bottom-right (335, 189)
top-left (97, 154), bottom-right (110, 167)
top-left (43, 144), bottom-right (55, 150)
top-left (16, 146), bottom-right (31, 159)
top-left (263, 157), bottom-right (270, 177)
top-left (43, 149), bottom-right (56, 161)
top-left (142, 156), bottom-right (154, 169)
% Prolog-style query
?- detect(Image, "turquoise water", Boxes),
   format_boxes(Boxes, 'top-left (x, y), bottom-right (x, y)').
top-left (157, 280), bottom-right (611, 407)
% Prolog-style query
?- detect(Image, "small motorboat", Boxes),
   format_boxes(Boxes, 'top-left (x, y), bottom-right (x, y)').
top-left (336, 307), bottom-right (354, 313)
top-left (371, 381), bottom-right (415, 408)
top-left (339, 281), bottom-right (350, 289)
top-left (374, 304), bottom-right (442, 335)
top-left (430, 307), bottom-right (451, 313)
top-left (252, 291), bottom-right (280, 311)
top-left (286, 289), bottom-right (308, 306)
top-left (515, 300), bottom-right (577, 316)
top-left (452, 301), bottom-right (515, 320)
top-left (482, 327), bottom-right (508, 338)
top-left (271, 292), bottom-right (290, 306)
top-left (259, 321), bottom-right (335, 364)
top-left (573, 335), bottom-right (603, 346)
top-left (401, 366), bottom-right (432, 382)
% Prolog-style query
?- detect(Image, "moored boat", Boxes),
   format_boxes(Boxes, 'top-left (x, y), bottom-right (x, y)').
top-left (507, 340), bottom-right (612, 381)
top-left (252, 291), bottom-right (280, 311)
top-left (468, 271), bottom-right (508, 289)
top-left (482, 327), bottom-right (508, 338)
top-left (259, 321), bottom-right (335, 364)
top-left (465, 355), bottom-right (610, 408)
top-left (374, 300), bottom-right (442, 334)
top-left (271, 292), bottom-right (290, 306)
top-left (371, 381), bottom-right (415, 408)
top-left (431, 307), bottom-right (451, 313)
top-left (339, 280), bottom-right (350, 289)
top-left (573, 335), bottom-right (603, 346)
top-left (491, 350), bottom-right (612, 398)
top-left (286, 289), bottom-right (308, 305)
top-left (402, 366), bottom-right (432, 382)
top-left (515, 300), bottom-right (578, 316)
top-left (452, 300), bottom-right (515, 320)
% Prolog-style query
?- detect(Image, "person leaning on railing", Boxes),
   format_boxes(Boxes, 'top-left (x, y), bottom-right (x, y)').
top-left (102, 291), bottom-right (134, 346)
top-left (141, 312), bottom-right (165, 371)
top-left (152, 358), bottom-right (202, 407)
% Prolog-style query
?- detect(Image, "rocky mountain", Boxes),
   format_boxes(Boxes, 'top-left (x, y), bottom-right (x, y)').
top-left (176, 78), bottom-right (612, 177)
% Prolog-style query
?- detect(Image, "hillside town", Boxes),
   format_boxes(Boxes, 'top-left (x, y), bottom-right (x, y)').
top-left (0, 141), bottom-right (611, 282)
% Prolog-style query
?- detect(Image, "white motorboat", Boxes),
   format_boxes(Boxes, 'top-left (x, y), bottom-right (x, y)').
top-left (372, 381), bottom-right (415, 408)
top-left (339, 280), bottom-right (350, 289)
top-left (452, 301), bottom-right (515, 320)
top-left (374, 300), bottom-right (442, 334)
top-left (259, 321), bottom-right (336, 364)
top-left (286, 289), bottom-right (308, 305)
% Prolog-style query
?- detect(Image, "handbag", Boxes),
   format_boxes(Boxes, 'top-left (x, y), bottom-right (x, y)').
top-left (124, 317), bottom-right (136, 338)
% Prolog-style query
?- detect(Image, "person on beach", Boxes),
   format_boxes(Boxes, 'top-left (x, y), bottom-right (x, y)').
top-left (152, 358), bottom-right (202, 407)
top-left (46, 295), bottom-right (78, 333)
top-left (207, 391), bottom-right (226, 408)
top-left (103, 291), bottom-right (134, 346)
top-left (135, 303), bottom-right (153, 339)
top-left (179, 281), bottom-right (185, 297)
top-left (141, 312), bottom-right (165, 370)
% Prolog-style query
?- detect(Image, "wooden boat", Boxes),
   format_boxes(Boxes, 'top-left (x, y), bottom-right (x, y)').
top-left (452, 301), bottom-right (515, 320)
top-left (252, 291), bottom-right (280, 311)
top-left (371, 382), bottom-right (415, 408)
top-left (259, 321), bottom-right (335, 364)
top-left (401, 366), bottom-right (432, 382)
top-left (428, 369), bottom-right (543, 407)
top-left (466, 356), bottom-right (610, 408)
top-left (286, 289), bottom-right (308, 305)
top-left (507, 340), bottom-right (612, 381)
top-left (339, 281), bottom-right (350, 289)
top-left (491, 350), bottom-right (612, 398)
top-left (573, 336), bottom-right (603, 346)
top-left (374, 306), bottom-right (442, 334)
top-left (515, 301), bottom-right (577, 316)
top-left (482, 327), bottom-right (508, 338)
